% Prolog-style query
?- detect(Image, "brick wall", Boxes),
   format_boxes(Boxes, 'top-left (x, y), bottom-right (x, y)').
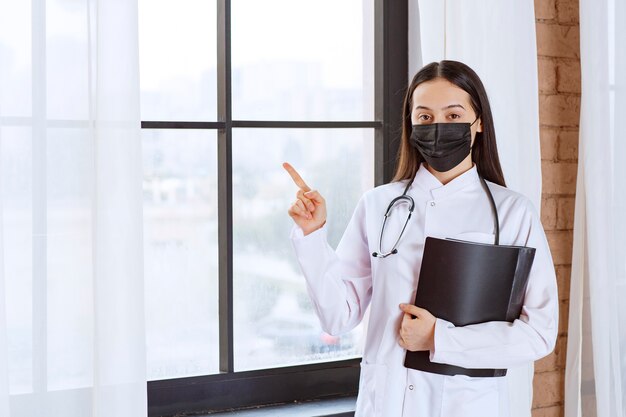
top-left (532, 0), bottom-right (580, 416)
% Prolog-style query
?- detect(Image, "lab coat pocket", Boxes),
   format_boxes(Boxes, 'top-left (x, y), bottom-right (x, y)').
top-left (355, 362), bottom-right (388, 417)
top-left (441, 374), bottom-right (499, 417)
top-left (450, 231), bottom-right (496, 245)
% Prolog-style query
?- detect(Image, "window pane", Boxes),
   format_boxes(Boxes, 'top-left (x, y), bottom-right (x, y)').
top-left (143, 129), bottom-right (218, 380)
top-left (231, 0), bottom-right (375, 121)
top-left (232, 128), bottom-right (374, 371)
top-left (139, 0), bottom-right (217, 121)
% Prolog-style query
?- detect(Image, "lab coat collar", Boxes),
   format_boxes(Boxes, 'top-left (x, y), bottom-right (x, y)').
top-left (413, 162), bottom-right (480, 200)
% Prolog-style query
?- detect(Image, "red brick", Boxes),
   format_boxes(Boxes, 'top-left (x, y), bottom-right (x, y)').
top-left (533, 370), bottom-right (565, 408)
top-left (541, 196), bottom-right (558, 230)
top-left (555, 265), bottom-right (571, 301)
top-left (558, 298), bottom-right (570, 335)
top-left (556, 59), bottom-right (581, 93)
top-left (557, 196), bottom-right (576, 229)
top-left (535, 0), bottom-right (557, 20)
top-left (546, 230), bottom-right (574, 265)
top-left (539, 57), bottom-right (557, 93)
top-left (556, 0), bottom-right (579, 23)
top-left (542, 161), bottom-right (578, 195)
top-left (536, 23), bottom-right (580, 59)
top-left (557, 130), bottom-right (579, 160)
top-left (540, 128), bottom-right (559, 161)
top-left (539, 94), bottom-right (580, 127)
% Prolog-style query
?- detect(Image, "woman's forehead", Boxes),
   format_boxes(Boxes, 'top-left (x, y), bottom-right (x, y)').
top-left (411, 78), bottom-right (472, 109)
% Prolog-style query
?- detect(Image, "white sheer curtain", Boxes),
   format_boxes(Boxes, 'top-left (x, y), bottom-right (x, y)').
top-left (0, 0), bottom-right (145, 416)
top-left (564, 0), bottom-right (626, 416)
top-left (409, 1), bottom-right (541, 416)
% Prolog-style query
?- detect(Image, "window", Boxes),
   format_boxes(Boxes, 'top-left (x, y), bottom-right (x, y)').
top-left (140, 0), bottom-right (407, 414)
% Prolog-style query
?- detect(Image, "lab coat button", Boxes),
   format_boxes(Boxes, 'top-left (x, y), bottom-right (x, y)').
top-left (408, 384), bottom-right (414, 390)
top-left (430, 201), bottom-right (436, 207)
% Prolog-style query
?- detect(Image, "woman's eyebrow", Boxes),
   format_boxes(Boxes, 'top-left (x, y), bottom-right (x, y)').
top-left (414, 104), bottom-right (466, 110)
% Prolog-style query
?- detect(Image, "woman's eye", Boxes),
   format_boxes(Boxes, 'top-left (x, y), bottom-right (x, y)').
top-left (419, 114), bottom-right (431, 121)
top-left (449, 114), bottom-right (461, 120)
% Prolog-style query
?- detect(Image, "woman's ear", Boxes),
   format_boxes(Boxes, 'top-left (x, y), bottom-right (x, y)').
top-left (477, 118), bottom-right (483, 133)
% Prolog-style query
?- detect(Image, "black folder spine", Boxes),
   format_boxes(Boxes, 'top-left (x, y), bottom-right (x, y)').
top-left (506, 248), bottom-right (536, 321)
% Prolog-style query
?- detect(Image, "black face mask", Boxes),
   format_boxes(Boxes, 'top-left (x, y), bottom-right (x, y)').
top-left (409, 118), bottom-right (479, 172)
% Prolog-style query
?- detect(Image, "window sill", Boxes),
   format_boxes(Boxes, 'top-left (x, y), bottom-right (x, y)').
top-left (203, 396), bottom-right (356, 416)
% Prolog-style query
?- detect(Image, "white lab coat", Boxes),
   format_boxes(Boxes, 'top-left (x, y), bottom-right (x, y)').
top-left (289, 163), bottom-right (558, 417)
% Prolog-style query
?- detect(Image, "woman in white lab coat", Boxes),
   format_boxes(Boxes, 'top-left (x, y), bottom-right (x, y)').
top-left (284, 60), bottom-right (558, 417)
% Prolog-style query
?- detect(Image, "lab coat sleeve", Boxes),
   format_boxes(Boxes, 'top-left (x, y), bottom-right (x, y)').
top-left (289, 193), bottom-right (372, 336)
top-left (428, 200), bottom-right (559, 369)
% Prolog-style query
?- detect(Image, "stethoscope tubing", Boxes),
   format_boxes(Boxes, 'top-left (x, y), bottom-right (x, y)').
top-left (371, 167), bottom-right (500, 258)
top-left (372, 175), bottom-right (416, 258)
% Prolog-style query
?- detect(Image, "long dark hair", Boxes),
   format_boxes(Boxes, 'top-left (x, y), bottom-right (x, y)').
top-left (392, 60), bottom-right (506, 187)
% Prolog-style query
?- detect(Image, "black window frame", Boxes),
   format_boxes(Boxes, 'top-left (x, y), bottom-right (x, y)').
top-left (144, 0), bottom-right (407, 415)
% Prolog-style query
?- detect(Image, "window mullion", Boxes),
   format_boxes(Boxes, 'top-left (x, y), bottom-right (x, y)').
top-left (217, 0), bottom-right (234, 374)
top-left (374, 0), bottom-right (408, 185)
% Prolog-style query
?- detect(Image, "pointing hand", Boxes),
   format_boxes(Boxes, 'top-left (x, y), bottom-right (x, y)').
top-left (283, 162), bottom-right (327, 236)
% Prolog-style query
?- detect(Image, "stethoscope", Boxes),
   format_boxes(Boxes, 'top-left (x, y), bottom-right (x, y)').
top-left (371, 176), bottom-right (416, 258)
top-left (371, 167), bottom-right (500, 258)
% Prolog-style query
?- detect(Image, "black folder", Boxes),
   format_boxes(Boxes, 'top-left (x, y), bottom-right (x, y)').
top-left (403, 173), bottom-right (536, 377)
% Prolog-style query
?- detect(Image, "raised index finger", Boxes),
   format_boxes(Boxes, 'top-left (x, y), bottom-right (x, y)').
top-left (282, 162), bottom-right (311, 192)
